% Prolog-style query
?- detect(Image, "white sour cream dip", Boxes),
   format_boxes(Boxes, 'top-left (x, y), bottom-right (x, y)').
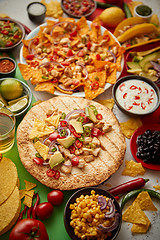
top-left (115, 79), bottom-right (158, 114)
top-left (28, 3), bottom-right (46, 16)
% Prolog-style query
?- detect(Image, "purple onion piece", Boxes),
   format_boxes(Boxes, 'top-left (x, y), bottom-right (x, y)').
top-left (106, 50), bottom-right (116, 63)
top-left (57, 85), bottom-right (75, 92)
top-left (43, 136), bottom-right (49, 144)
top-left (97, 213), bottom-right (121, 233)
top-left (63, 161), bottom-right (72, 167)
top-left (77, 62), bottom-right (88, 79)
top-left (38, 61), bottom-right (65, 69)
top-left (150, 61), bottom-right (160, 72)
top-left (65, 109), bottom-right (84, 121)
top-left (98, 196), bottom-right (107, 210)
top-left (105, 199), bottom-right (116, 218)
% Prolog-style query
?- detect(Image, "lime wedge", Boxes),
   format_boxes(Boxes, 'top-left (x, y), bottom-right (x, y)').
top-left (8, 95), bottom-right (28, 106)
top-left (8, 97), bottom-right (28, 113)
top-left (0, 100), bottom-right (5, 107)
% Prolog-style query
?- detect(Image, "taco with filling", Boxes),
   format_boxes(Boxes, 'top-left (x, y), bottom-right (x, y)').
top-left (114, 17), bottom-right (160, 50)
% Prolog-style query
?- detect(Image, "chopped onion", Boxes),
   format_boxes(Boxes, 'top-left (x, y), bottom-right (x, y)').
top-left (57, 85), bottom-right (75, 92)
top-left (98, 196), bottom-right (107, 210)
top-left (77, 62), bottom-right (88, 79)
top-left (38, 61), bottom-right (65, 69)
top-left (97, 213), bottom-right (121, 232)
top-left (48, 141), bottom-right (59, 153)
top-left (43, 136), bottom-right (49, 144)
top-left (65, 109), bottom-right (84, 121)
top-left (151, 61), bottom-right (160, 73)
top-left (63, 160), bottom-right (72, 167)
top-left (105, 199), bottom-right (116, 218)
top-left (42, 162), bottom-right (49, 166)
top-left (106, 50), bottom-right (116, 63)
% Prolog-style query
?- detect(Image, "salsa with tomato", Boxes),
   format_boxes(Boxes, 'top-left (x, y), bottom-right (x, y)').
top-left (0, 20), bottom-right (22, 48)
top-left (62, 0), bottom-right (95, 17)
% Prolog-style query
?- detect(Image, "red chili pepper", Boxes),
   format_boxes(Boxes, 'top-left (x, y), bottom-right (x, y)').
top-left (127, 106), bottom-right (133, 110)
top-left (108, 178), bottom-right (149, 196)
top-left (33, 157), bottom-right (44, 165)
top-left (51, 78), bottom-right (59, 83)
top-left (61, 61), bottom-right (70, 66)
top-left (27, 206), bottom-right (33, 218)
top-left (96, 113), bottom-right (103, 120)
top-left (54, 170), bottom-right (60, 179)
top-left (13, 34), bottom-right (19, 39)
top-left (26, 54), bottom-right (34, 60)
top-left (60, 120), bottom-right (68, 127)
top-left (75, 139), bottom-right (83, 149)
top-left (46, 169), bottom-right (56, 177)
top-left (32, 193), bottom-right (40, 219)
top-left (69, 124), bottom-right (75, 133)
top-left (91, 81), bottom-right (99, 90)
top-left (133, 102), bottom-right (140, 106)
top-left (29, 61), bottom-right (39, 67)
top-left (69, 145), bottom-right (76, 154)
top-left (87, 41), bottom-right (92, 50)
top-left (33, 37), bottom-right (39, 45)
top-left (73, 131), bottom-right (81, 138)
top-left (91, 128), bottom-right (101, 137)
top-left (123, 93), bottom-right (127, 99)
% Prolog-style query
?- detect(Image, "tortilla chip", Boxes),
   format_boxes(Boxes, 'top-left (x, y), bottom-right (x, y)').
top-left (131, 219), bottom-right (151, 233)
top-left (122, 160), bottom-right (146, 177)
top-left (24, 180), bottom-right (37, 191)
top-left (88, 71), bottom-right (106, 88)
top-left (34, 141), bottom-right (49, 160)
top-left (45, 114), bottom-right (61, 127)
top-left (90, 17), bottom-right (102, 42)
top-left (29, 118), bottom-right (53, 139)
top-left (134, 191), bottom-right (157, 211)
top-left (23, 195), bottom-right (32, 208)
top-left (153, 185), bottom-right (160, 191)
top-left (97, 98), bottom-right (115, 110)
top-left (25, 189), bottom-right (34, 198)
top-left (77, 16), bottom-right (90, 35)
top-left (18, 63), bottom-right (33, 80)
top-left (84, 84), bottom-right (104, 100)
top-left (41, 0), bottom-right (63, 18)
top-left (106, 68), bottom-right (117, 84)
top-left (35, 82), bottom-right (55, 94)
top-left (19, 189), bottom-right (26, 200)
top-left (120, 118), bottom-right (143, 139)
top-left (122, 201), bottom-right (149, 225)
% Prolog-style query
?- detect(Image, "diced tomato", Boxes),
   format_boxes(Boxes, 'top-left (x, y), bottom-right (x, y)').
top-left (103, 34), bottom-right (110, 42)
top-left (33, 157), bottom-right (44, 165)
top-left (96, 54), bottom-right (101, 60)
top-left (119, 83), bottom-right (125, 91)
top-left (135, 95), bottom-right (140, 100)
top-left (13, 34), bottom-right (19, 39)
top-left (71, 156), bottom-right (79, 166)
top-left (69, 124), bottom-right (75, 133)
top-left (60, 120), bottom-right (68, 127)
top-left (6, 41), bottom-right (13, 47)
top-left (26, 54), bottom-right (34, 60)
top-left (33, 37), bottom-right (39, 45)
top-left (51, 78), bottom-right (58, 83)
top-left (70, 30), bottom-right (77, 37)
top-left (53, 48), bottom-right (59, 54)
top-left (69, 145), bottom-right (76, 154)
top-left (91, 128), bottom-right (101, 137)
top-left (77, 49), bottom-right (84, 57)
top-left (49, 55), bottom-right (57, 61)
top-left (1, 29), bottom-right (8, 35)
top-left (127, 106), bottom-right (133, 110)
top-left (91, 81), bottom-right (99, 90)
top-left (123, 93), bottom-right (127, 99)
top-left (49, 132), bottom-right (59, 141)
top-left (29, 61), bottom-right (39, 67)
top-left (87, 41), bottom-right (92, 50)
top-left (61, 61), bottom-right (70, 66)
top-left (67, 49), bottom-right (74, 57)
top-left (141, 103), bottom-right (146, 110)
top-left (75, 140), bottom-right (83, 149)
top-left (80, 113), bottom-right (89, 123)
top-left (96, 114), bottom-right (103, 120)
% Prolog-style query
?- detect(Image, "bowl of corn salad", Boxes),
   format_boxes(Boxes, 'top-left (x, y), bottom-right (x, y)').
top-left (64, 187), bottom-right (122, 240)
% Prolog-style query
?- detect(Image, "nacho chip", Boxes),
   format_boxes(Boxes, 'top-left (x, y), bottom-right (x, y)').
top-left (18, 63), bottom-right (33, 80)
top-left (131, 218), bottom-right (151, 233)
top-left (97, 98), bottom-right (115, 110)
top-left (34, 140), bottom-right (49, 160)
top-left (41, 0), bottom-right (63, 18)
top-left (25, 189), bottom-right (35, 198)
top-left (35, 82), bottom-right (55, 94)
top-left (77, 16), bottom-right (90, 36)
top-left (134, 191), bottom-right (157, 211)
top-left (120, 118), bottom-right (143, 139)
top-left (45, 114), bottom-right (61, 128)
top-left (19, 189), bottom-right (26, 200)
top-left (29, 118), bottom-right (53, 139)
top-left (122, 201), bottom-right (149, 225)
top-left (84, 84), bottom-right (104, 100)
top-left (122, 160), bottom-right (145, 177)
top-left (23, 194), bottom-right (32, 208)
top-left (153, 185), bottom-right (160, 191)
top-left (24, 180), bottom-right (37, 191)
top-left (106, 68), bottom-right (117, 84)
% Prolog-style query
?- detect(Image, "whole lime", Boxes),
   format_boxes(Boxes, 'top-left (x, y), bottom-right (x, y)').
top-left (0, 79), bottom-right (23, 100)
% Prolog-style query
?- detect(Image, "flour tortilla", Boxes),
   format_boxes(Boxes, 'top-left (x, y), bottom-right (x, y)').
top-left (17, 96), bottom-right (126, 190)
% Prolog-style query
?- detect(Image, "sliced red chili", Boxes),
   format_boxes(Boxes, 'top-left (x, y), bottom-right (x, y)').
top-left (123, 93), bottom-right (127, 99)
top-left (91, 81), bottom-right (99, 90)
top-left (33, 157), bottom-right (44, 165)
top-left (61, 61), bottom-right (70, 66)
top-left (103, 34), bottom-right (110, 42)
top-left (51, 78), bottom-right (59, 83)
top-left (75, 139), bottom-right (83, 149)
top-left (54, 170), bottom-right (60, 179)
top-left (60, 120), bottom-right (68, 127)
top-left (141, 103), bottom-right (146, 109)
top-left (69, 124), bottom-right (75, 133)
top-left (135, 95), bottom-right (140, 100)
top-left (73, 131), bottom-right (81, 138)
top-left (80, 113), bottom-right (89, 123)
top-left (96, 113), bottom-right (103, 120)
top-left (119, 83), bottom-right (125, 91)
top-left (70, 30), bottom-right (77, 37)
top-left (69, 145), bottom-right (76, 154)
top-left (130, 85), bottom-right (138, 90)
top-left (46, 169), bottom-right (56, 177)
top-left (127, 106), bottom-right (133, 110)
top-left (71, 156), bottom-right (79, 166)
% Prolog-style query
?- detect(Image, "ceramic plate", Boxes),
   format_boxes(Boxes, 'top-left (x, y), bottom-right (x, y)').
top-left (20, 20), bottom-right (124, 97)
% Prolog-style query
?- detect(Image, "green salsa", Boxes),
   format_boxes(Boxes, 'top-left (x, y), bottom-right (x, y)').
top-left (0, 20), bottom-right (22, 48)
top-left (136, 5), bottom-right (152, 17)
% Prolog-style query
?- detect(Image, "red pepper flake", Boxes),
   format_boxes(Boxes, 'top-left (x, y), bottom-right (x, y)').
top-left (138, 87), bottom-right (142, 94)
top-left (123, 92), bottom-right (127, 99)
top-left (145, 88), bottom-right (149, 94)
top-left (135, 95), bottom-right (140, 100)
top-left (130, 85), bottom-right (138, 90)
top-left (26, 54), bottom-right (34, 60)
top-left (127, 106), bottom-right (133, 110)
top-left (147, 98), bottom-right (153, 104)
top-left (141, 102), bottom-right (146, 110)
top-left (91, 81), bottom-right (99, 90)
top-left (133, 102), bottom-right (140, 106)
top-left (119, 83), bottom-right (125, 91)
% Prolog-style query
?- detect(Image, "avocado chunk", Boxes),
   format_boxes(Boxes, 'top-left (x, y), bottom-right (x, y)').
top-left (49, 151), bottom-right (64, 168)
top-left (85, 106), bottom-right (97, 123)
top-left (69, 120), bottom-right (83, 133)
top-left (127, 62), bottom-right (141, 70)
top-left (57, 135), bottom-right (75, 148)
top-left (139, 51), bottom-right (160, 70)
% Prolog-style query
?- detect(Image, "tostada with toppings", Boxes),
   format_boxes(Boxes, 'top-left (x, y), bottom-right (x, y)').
top-left (17, 96), bottom-right (126, 190)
